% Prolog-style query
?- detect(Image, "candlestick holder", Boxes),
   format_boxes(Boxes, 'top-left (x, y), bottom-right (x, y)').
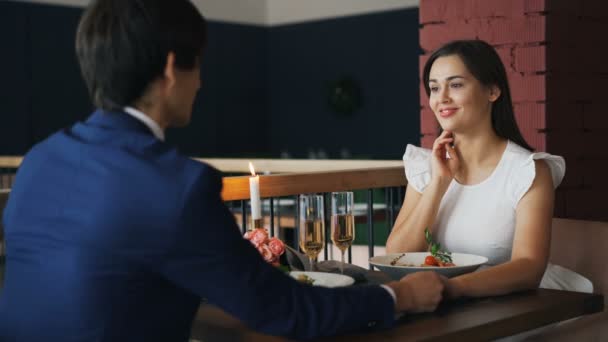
top-left (251, 218), bottom-right (264, 230)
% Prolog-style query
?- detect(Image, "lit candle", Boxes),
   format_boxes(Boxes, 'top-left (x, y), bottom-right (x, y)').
top-left (248, 162), bottom-right (262, 221)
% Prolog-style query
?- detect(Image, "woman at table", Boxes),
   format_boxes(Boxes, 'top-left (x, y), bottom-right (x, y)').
top-left (386, 39), bottom-right (591, 299)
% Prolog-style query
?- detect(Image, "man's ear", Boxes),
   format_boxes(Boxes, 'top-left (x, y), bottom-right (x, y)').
top-left (163, 52), bottom-right (177, 91)
top-left (488, 84), bottom-right (501, 103)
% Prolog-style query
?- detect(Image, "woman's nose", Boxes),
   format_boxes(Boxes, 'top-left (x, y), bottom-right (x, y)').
top-left (439, 88), bottom-right (450, 103)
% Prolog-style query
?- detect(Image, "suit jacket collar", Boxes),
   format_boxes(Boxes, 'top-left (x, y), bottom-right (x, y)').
top-left (86, 109), bottom-right (155, 137)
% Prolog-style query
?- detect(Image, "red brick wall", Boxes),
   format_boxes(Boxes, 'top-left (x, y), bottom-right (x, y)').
top-left (546, 0), bottom-right (608, 220)
top-left (419, 0), bottom-right (608, 220)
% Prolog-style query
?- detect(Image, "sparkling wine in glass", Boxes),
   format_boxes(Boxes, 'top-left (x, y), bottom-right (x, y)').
top-left (298, 194), bottom-right (325, 271)
top-left (331, 191), bottom-right (355, 274)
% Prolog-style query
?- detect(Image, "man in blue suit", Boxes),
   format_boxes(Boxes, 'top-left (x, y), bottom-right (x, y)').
top-left (0, 0), bottom-right (445, 341)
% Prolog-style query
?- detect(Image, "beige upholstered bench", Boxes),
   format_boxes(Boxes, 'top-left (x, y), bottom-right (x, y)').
top-left (526, 218), bottom-right (608, 340)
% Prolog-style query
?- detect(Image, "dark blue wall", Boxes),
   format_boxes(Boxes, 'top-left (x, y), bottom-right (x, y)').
top-left (167, 22), bottom-right (268, 157)
top-left (268, 9), bottom-right (421, 159)
top-left (28, 4), bottom-right (92, 144)
top-left (0, 2), bottom-right (30, 155)
top-left (0, 1), bottom-right (420, 160)
top-left (0, 2), bottom-right (93, 155)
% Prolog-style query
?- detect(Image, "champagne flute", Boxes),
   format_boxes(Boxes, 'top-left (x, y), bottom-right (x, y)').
top-left (298, 194), bottom-right (325, 271)
top-left (331, 191), bottom-right (355, 274)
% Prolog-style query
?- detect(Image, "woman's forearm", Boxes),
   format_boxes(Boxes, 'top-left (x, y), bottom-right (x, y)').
top-left (386, 179), bottom-right (450, 253)
top-left (448, 258), bottom-right (547, 298)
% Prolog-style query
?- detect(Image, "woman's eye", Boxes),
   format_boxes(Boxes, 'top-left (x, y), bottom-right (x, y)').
top-left (430, 86), bottom-right (439, 93)
top-left (450, 83), bottom-right (463, 89)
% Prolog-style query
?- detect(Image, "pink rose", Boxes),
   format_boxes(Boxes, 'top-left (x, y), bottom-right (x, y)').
top-left (243, 230), bottom-right (253, 240)
top-left (268, 237), bottom-right (285, 257)
top-left (257, 244), bottom-right (276, 263)
top-left (249, 228), bottom-right (269, 247)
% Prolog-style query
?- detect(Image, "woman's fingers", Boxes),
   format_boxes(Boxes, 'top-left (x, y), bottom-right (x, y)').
top-left (433, 138), bottom-right (454, 157)
top-left (433, 131), bottom-right (453, 150)
top-left (446, 144), bottom-right (457, 158)
top-left (446, 144), bottom-right (460, 172)
top-left (430, 132), bottom-right (457, 182)
top-left (438, 130), bottom-right (452, 139)
top-left (433, 131), bottom-right (456, 167)
top-left (434, 138), bottom-right (453, 147)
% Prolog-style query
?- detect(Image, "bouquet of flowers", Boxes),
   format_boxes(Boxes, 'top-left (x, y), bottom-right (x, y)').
top-left (244, 228), bottom-right (286, 267)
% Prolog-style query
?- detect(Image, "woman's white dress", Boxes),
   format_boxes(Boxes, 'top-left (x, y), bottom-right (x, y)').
top-left (403, 140), bottom-right (592, 293)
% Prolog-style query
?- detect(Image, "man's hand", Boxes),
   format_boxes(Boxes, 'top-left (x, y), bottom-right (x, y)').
top-left (387, 271), bottom-right (446, 313)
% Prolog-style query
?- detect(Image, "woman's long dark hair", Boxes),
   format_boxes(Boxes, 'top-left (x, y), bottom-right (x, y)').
top-left (422, 40), bottom-right (533, 151)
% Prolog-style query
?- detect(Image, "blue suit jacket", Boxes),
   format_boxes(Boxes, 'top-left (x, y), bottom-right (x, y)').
top-left (0, 110), bottom-right (394, 341)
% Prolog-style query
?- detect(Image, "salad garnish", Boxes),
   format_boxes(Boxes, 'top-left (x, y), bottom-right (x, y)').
top-left (425, 228), bottom-right (453, 264)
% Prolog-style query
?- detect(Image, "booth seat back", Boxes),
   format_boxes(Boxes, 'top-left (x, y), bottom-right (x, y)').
top-left (550, 218), bottom-right (608, 301)
top-left (528, 218), bottom-right (608, 341)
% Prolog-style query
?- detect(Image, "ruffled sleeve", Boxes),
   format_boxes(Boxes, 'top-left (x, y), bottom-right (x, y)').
top-left (512, 152), bottom-right (566, 205)
top-left (402, 144), bottom-right (432, 193)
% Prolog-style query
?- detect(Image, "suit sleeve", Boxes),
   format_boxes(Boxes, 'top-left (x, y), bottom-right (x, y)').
top-left (158, 167), bottom-right (395, 340)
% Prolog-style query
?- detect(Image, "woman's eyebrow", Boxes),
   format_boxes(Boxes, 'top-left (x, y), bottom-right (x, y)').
top-left (429, 75), bottom-right (466, 83)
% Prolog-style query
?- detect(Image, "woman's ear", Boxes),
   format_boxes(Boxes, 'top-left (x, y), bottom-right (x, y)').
top-left (488, 84), bottom-right (501, 103)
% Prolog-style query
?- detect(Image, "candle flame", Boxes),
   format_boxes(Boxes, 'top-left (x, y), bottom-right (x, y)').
top-left (248, 162), bottom-right (256, 176)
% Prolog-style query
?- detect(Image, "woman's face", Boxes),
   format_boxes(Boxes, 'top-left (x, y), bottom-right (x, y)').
top-left (428, 54), bottom-right (499, 134)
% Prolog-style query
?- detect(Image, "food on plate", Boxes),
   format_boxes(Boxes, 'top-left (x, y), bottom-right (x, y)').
top-left (423, 228), bottom-right (455, 267)
top-left (390, 253), bottom-right (406, 265)
top-left (296, 274), bottom-right (315, 285)
top-left (423, 255), bottom-right (455, 267)
top-left (386, 230), bottom-right (457, 267)
top-left (424, 255), bottom-right (439, 266)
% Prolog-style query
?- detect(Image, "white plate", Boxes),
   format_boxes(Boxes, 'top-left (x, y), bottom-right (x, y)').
top-left (290, 271), bottom-right (355, 287)
top-left (369, 252), bottom-right (488, 279)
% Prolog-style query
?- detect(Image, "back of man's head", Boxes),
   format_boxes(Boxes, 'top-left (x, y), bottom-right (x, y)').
top-left (76, 0), bottom-right (207, 111)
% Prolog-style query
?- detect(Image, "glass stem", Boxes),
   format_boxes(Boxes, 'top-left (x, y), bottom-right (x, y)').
top-left (340, 251), bottom-right (345, 274)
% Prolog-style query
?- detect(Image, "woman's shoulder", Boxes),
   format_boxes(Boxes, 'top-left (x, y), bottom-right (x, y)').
top-left (503, 141), bottom-right (566, 206)
top-left (402, 144), bottom-right (432, 193)
top-left (403, 144), bottom-right (432, 161)
top-left (504, 141), bottom-right (566, 188)
top-left (504, 140), bottom-right (533, 158)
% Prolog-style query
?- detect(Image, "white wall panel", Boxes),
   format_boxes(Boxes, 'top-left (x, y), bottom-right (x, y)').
top-left (191, 0), bottom-right (268, 26)
top-left (267, 0), bottom-right (419, 26)
top-left (16, 0), bottom-right (88, 8)
top-left (15, 0), bottom-right (418, 26)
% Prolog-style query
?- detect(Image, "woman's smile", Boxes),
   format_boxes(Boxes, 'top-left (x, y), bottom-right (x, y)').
top-left (438, 107), bottom-right (459, 118)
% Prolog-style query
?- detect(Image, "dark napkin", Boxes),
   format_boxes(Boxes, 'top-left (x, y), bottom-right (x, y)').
top-left (284, 245), bottom-right (388, 284)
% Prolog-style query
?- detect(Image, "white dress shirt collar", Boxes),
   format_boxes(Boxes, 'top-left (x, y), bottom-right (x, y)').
top-left (123, 106), bottom-right (165, 141)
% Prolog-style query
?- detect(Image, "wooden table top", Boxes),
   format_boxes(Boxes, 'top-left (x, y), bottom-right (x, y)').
top-left (191, 289), bottom-right (603, 342)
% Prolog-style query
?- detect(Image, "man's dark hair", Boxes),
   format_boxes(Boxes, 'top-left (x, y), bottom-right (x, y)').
top-left (76, 0), bottom-right (207, 110)
top-left (423, 40), bottom-right (533, 151)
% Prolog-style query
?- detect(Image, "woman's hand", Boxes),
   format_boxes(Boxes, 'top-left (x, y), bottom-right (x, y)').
top-left (431, 130), bottom-right (460, 186)
top-left (443, 277), bottom-right (465, 300)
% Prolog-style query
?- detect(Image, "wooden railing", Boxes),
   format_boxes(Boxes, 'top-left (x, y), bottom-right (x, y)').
top-left (222, 166), bottom-right (405, 201)
top-left (0, 156), bottom-right (403, 171)
top-left (0, 156), bottom-right (407, 199)
top-left (0, 157), bottom-right (21, 169)
top-left (0, 156), bottom-right (407, 267)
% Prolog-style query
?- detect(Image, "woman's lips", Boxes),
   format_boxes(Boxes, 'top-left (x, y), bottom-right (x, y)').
top-left (439, 108), bottom-right (458, 118)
